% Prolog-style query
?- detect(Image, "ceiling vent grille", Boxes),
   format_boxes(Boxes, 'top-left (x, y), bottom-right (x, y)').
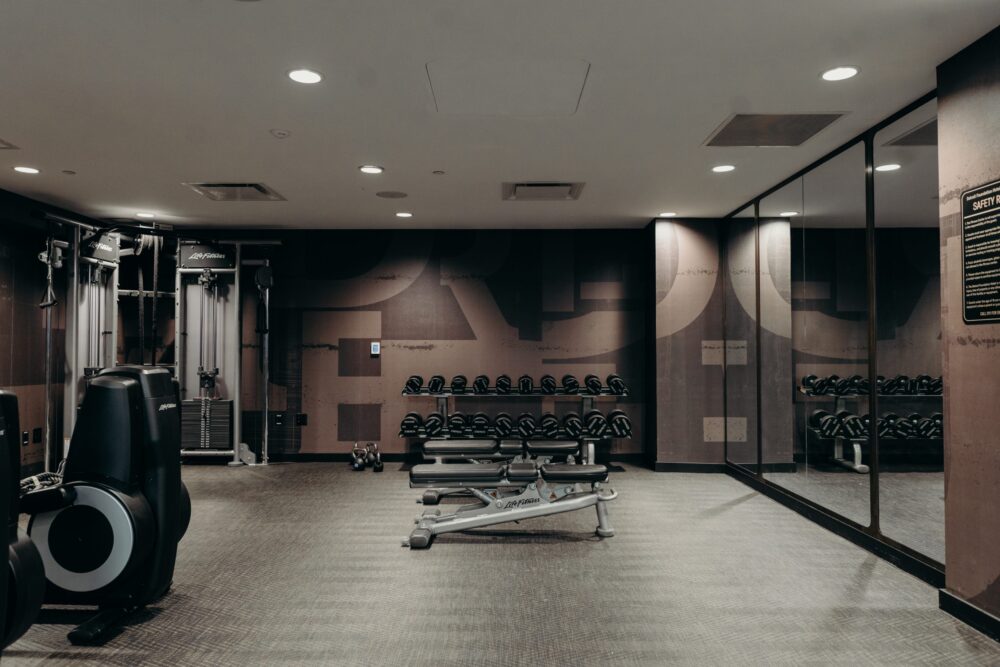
top-left (706, 114), bottom-right (842, 147)
top-left (0, 138), bottom-right (19, 150)
top-left (885, 119), bottom-right (937, 146)
top-left (502, 182), bottom-right (584, 201)
top-left (183, 182), bottom-right (285, 202)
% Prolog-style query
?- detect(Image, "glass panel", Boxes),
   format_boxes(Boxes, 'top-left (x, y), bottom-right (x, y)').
top-left (724, 206), bottom-right (758, 469)
top-left (874, 100), bottom-right (944, 562)
top-left (763, 143), bottom-right (871, 527)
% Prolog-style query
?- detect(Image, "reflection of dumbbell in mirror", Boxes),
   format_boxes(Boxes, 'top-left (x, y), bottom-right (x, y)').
top-left (584, 374), bottom-right (603, 395)
top-left (562, 412), bottom-right (584, 438)
top-left (608, 409), bottom-right (632, 437)
top-left (810, 409), bottom-right (842, 438)
top-left (450, 375), bottom-right (468, 394)
top-left (540, 374), bottom-right (557, 395)
top-left (838, 411), bottom-right (866, 438)
top-left (518, 375), bottom-right (534, 394)
top-left (606, 374), bottom-right (627, 395)
top-left (584, 409), bottom-right (608, 437)
top-left (427, 375), bottom-right (446, 394)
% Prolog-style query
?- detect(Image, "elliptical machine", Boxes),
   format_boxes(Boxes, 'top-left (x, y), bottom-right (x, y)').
top-left (16, 366), bottom-right (190, 645)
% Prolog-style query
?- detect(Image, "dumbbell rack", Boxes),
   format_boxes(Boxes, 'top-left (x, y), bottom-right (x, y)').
top-left (798, 388), bottom-right (942, 473)
top-left (400, 387), bottom-right (630, 464)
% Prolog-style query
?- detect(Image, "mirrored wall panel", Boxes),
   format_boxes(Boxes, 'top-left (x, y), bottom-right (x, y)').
top-left (724, 206), bottom-right (758, 469)
top-left (874, 100), bottom-right (944, 562)
top-left (762, 143), bottom-right (871, 527)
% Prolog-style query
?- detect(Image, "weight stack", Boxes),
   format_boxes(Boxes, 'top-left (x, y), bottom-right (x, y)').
top-left (181, 398), bottom-right (233, 449)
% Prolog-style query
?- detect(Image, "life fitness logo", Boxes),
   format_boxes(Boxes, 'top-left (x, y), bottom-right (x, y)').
top-left (188, 252), bottom-right (226, 261)
top-left (502, 497), bottom-right (540, 509)
top-left (159, 402), bottom-right (177, 412)
top-left (89, 241), bottom-right (113, 253)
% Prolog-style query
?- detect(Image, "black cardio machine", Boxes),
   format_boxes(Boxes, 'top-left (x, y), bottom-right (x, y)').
top-left (7, 366), bottom-right (190, 646)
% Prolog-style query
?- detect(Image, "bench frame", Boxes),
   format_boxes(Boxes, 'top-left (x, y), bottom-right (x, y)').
top-left (403, 475), bottom-right (617, 549)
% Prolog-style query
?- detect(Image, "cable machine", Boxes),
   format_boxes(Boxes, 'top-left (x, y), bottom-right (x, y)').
top-left (175, 241), bottom-right (241, 463)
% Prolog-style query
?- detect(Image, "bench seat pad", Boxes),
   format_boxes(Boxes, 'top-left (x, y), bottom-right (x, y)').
top-left (410, 463), bottom-right (504, 484)
top-left (422, 440), bottom-right (497, 456)
top-left (526, 440), bottom-right (580, 456)
top-left (539, 463), bottom-right (608, 483)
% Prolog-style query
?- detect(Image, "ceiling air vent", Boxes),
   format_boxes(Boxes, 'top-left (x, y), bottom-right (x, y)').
top-left (0, 138), bottom-right (19, 150)
top-left (502, 182), bottom-right (585, 201)
top-left (885, 119), bottom-right (937, 146)
top-left (183, 182), bottom-right (285, 202)
top-left (706, 114), bottom-right (842, 147)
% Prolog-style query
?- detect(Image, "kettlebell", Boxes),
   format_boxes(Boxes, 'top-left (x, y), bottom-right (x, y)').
top-left (372, 452), bottom-right (384, 473)
top-left (351, 443), bottom-right (367, 471)
top-left (365, 442), bottom-right (378, 465)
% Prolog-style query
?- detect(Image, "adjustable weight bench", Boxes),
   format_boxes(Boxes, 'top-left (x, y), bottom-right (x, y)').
top-left (403, 461), bottom-right (617, 549)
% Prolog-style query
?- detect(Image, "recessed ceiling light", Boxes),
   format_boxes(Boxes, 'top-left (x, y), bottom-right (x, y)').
top-left (359, 165), bottom-right (384, 174)
top-left (395, 212), bottom-right (413, 218)
top-left (62, 169), bottom-right (77, 175)
top-left (657, 212), bottom-right (677, 218)
top-left (779, 211), bottom-right (799, 217)
top-left (875, 163), bottom-right (901, 172)
top-left (136, 212), bottom-right (156, 219)
top-left (288, 69), bottom-right (323, 84)
top-left (821, 66), bottom-right (858, 82)
top-left (712, 165), bottom-right (735, 173)
top-left (432, 170), bottom-right (446, 175)
top-left (13, 166), bottom-right (39, 174)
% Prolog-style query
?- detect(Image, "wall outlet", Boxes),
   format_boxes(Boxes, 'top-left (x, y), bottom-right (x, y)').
top-left (370, 341), bottom-right (381, 356)
top-left (295, 413), bottom-right (308, 426)
top-left (273, 412), bottom-right (285, 427)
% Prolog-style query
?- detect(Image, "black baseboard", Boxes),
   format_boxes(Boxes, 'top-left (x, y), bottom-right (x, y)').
top-left (655, 462), bottom-right (728, 473)
top-left (725, 463), bottom-right (945, 587)
top-left (268, 452), bottom-right (411, 463)
top-left (939, 589), bottom-right (1000, 642)
top-left (654, 461), bottom-right (796, 473)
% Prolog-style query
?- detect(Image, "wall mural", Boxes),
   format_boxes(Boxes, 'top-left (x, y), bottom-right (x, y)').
top-left (248, 229), bottom-right (646, 456)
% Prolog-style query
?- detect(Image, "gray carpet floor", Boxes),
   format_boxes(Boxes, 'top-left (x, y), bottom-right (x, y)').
top-left (763, 467), bottom-right (945, 562)
top-left (5, 463), bottom-right (997, 666)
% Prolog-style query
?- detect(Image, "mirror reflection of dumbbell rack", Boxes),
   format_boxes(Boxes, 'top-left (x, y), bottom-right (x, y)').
top-left (798, 388), bottom-right (943, 474)
top-left (400, 388), bottom-right (630, 465)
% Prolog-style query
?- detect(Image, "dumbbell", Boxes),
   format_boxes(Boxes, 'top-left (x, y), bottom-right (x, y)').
top-left (913, 413), bottom-right (936, 438)
top-left (493, 412), bottom-right (514, 438)
top-left (810, 376), bottom-right (833, 395)
top-left (856, 377), bottom-right (871, 395)
top-left (518, 375), bottom-right (534, 394)
top-left (875, 375), bottom-right (886, 394)
top-left (539, 413), bottom-right (560, 438)
top-left (838, 411), bottom-right (865, 438)
top-left (351, 443), bottom-right (367, 470)
top-left (450, 375), bottom-right (468, 394)
top-left (562, 412), bottom-right (584, 438)
top-left (471, 412), bottom-right (492, 437)
top-left (424, 412), bottom-right (446, 437)
top-left (606, 373), bottom-right (627, 395)
top-left (913, 375), bottom-right (932, 395)
top-left (427, 375), bottom-right (446, 394)
top-left (540, 374), bottom-right (557, 395)
top-left (473, 374), bottom-right (491, 394)
top-left (403, 375), bottom-right (423, 395)
top-left (927, 377), bottom-right (943, 395)
top-left (608, 409), bottom-right (632, 437)
top-left (878, 413), bottom-right (899, 438)
top-left (561, 374), bottom-right (580, 394)
top-left (517, 413), bottom-right (537, 439)
top-left (809, 409), bottom-right (841, 438)
top-left (447, 411), bottom-right (468, 436)
top-left (832, 377), bottom-right (856, 396)
top-left (893, 413), bottom-right (915, 439)
top-left (495, 374), bottom-right (512, 394)
top-left (584, 409), bottom-right (608, 437)
top-left (584, 374), bottom-right (603, 395)
top-left (928, 413), bottom-right (943, 438)
top-left (801, 375), bottom-right (818, 394)
top-left (400, 412), bottom-right (422, 436)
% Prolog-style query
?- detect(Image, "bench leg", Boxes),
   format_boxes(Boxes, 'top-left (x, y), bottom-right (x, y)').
top-left (595, 492), bottom-right (615, 538)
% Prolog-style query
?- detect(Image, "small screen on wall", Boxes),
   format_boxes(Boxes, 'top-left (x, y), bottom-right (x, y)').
top-left (961, 178), bottom-right (1000, 324)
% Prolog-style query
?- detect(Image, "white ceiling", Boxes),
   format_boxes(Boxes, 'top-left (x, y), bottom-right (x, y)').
top-left (0, 1), bottom-right (998, 229)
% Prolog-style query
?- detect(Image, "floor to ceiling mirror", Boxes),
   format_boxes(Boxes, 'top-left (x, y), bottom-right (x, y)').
top-left (873, 99), bottom-right (945, 562)
top-left (761, 143), bottom-right (871, 528)
top-left (724, 206), bottom-right (758, 470)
